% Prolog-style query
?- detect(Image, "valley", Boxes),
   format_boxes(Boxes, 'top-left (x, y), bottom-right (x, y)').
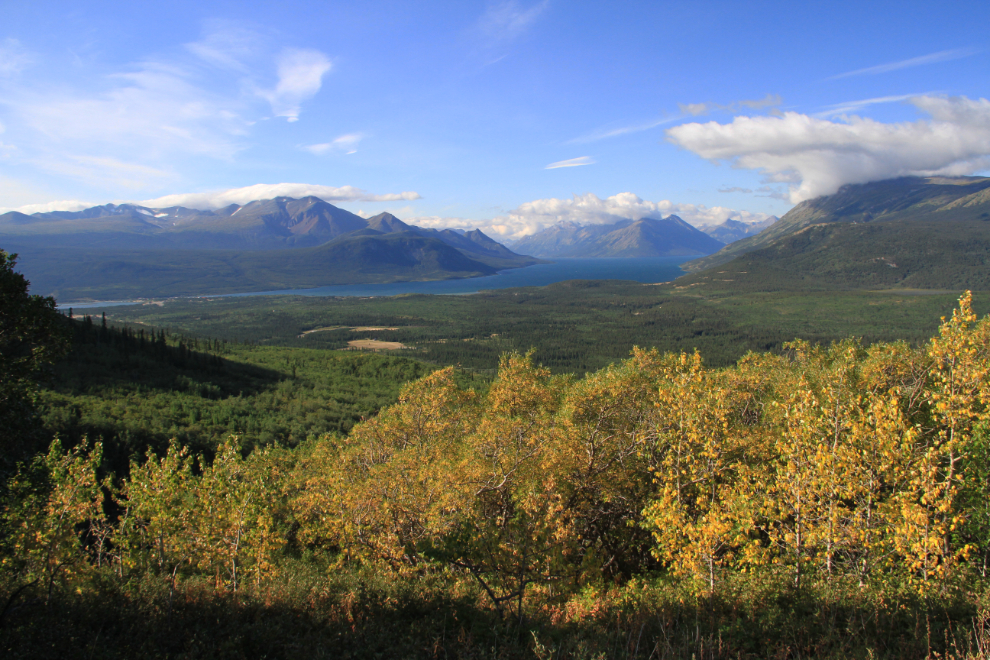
top-left (7, 175), bottom-right (990, 660)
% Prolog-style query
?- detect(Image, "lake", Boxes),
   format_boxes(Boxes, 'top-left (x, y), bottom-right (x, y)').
top-left (62, 256), bottom-right (694, 309)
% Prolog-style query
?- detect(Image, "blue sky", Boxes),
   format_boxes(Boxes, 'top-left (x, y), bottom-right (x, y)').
top-left (1, 0), bottom-right (989, 239)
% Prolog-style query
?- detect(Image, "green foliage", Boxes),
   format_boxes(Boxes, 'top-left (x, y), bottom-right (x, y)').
top-left (36, 317), bottom-right (447, 471)
top-left (675, 219), bottom-right (990, 292)
top-left (99, 281), bottom-right (985, 375)
top-left (0, 250), bottom-right (70, 471)
top-left (7, 294), bottom-right (990, 656)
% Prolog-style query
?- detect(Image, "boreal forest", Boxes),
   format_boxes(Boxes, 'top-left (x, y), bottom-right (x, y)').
top-left (6, 245), bottom-right (990, 659)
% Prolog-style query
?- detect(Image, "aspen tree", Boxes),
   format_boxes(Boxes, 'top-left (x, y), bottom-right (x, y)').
top-left (2, 440), bottom-right (105, 605)
top-left (642, 352), bottom-right (751, 593)
top-left (118, 441), bottom-right (196, 595)
top-left (299, 367), bottom-right (478, 564)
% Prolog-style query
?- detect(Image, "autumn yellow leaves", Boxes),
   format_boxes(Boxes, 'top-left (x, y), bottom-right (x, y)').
top-left (6, 292), bottom-right (990, 619)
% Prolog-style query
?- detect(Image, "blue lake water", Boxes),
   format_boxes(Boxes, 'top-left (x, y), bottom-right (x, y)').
top-left (62, 256), bottom-right (694, 309)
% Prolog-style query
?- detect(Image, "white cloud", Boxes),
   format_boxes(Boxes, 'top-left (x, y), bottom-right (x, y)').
top-left (305, 133), bottom-right (363, 155)
top-left (408, 192), bottom-right (773, 241)
top-left (5, 59), bottom-right (248, 173)
top-left (3, 200), bottom-right (95, 214)
top-left (261, 48), bottom-right (332, 121)
top-left (135, 183), bottom-right (421, 209)
top-left (828, 48), bottom-right (980, 80)
top-left (0, 24), bottom-right (336, 193)
top-left (666, 95), bottom-right (990, 203)
top-left (545, 156), bottom-right (595, 169)
top-left (185, 23), bottom-right (259, 73)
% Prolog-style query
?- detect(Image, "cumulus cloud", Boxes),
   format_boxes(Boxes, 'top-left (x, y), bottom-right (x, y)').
top-left (667, 95), bottom-right (990, 203)
top-left (545, 156), bottom-right (595, 169)
top-left (408, 192), bottom-right (773, 242)
top-left (828, 48), bottom-right (980, 80)
top-left (261, 48), bottom-right (332, 121)
top-left (135, 183), bottom-right (421, 210)
top-left (305, 134), bottom-right (362, 155)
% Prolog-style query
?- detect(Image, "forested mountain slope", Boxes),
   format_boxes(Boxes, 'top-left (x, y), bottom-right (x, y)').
top-left (684, 175), bottom-right (990, 272)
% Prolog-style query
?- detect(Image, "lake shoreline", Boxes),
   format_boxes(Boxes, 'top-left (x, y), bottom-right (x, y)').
top-left (57, 256), bottom-right (696, 310)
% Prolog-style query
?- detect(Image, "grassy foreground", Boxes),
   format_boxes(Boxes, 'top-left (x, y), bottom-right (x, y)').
top-left (4, 566), bottom-right (988, 659)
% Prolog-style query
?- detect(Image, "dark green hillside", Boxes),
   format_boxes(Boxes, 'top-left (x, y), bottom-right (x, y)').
top-left (673, 218), bottom-right (990, 292)
top-left (97, 282), bottom-right (986, 375)
top-left (36, 316), bottom-right (449, 472)
top-left (11, 232), bottom-right (502, 301)
top-left (685, 175), bottom-right (990, 271)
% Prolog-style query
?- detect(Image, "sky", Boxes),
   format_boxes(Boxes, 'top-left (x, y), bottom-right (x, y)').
top-left (1, 0), bottom-right (989, 240)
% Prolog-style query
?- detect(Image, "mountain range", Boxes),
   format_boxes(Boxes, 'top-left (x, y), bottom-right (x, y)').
top-left (684, 176), bottom-right (990, 273)
top-left (677, 175), bottom-right (990, 291)
top-left (509, 215), bottom-right (729, 258)
top-left (2, 197), bottom-right (545, 301)
top-left (1, 196), bottom-right (521, 258)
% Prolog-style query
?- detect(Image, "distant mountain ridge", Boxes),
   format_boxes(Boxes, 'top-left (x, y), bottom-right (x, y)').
top-left (700, 216), bottom-right (778, 243)
top-left (0, 197), bottom-right (369, 250)
top-left (511, 215), bottom-right (725, 258)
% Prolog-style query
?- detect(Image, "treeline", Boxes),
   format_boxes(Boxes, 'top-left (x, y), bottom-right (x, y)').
top-left (6, 294), bottom-right (990, 657)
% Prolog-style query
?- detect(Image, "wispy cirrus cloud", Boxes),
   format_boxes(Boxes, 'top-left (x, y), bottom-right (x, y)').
top-left (545, 156), bottom-right (595, 169)
top-left (476, 0), bottom-right (550, 45)
top-left (828, 48), bottom-right (980, 80)
top-left (305, 134), bottom-right (363, 155)
top-left (0, 23), bottom-right (335, 195)
top-left (0, 38), bottom-right (32, 78)
top-left (667, 95), bottom-right (990, 203)
top-left (567, 116), bottom-right (682, 144)
top-left (717, 185), bottom-right (789, 200)
top-left (469, 0), bottom-right (550, 64)
top-left (815, 93), bottom-right (930, 117)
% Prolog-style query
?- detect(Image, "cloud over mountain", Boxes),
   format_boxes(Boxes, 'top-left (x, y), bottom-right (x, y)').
top-left (410, 192), bottom-right (773, 240)
top-left (667, 95), bottom-right (990, 203)
top-left (136, 184), bottom-right (420, 210)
